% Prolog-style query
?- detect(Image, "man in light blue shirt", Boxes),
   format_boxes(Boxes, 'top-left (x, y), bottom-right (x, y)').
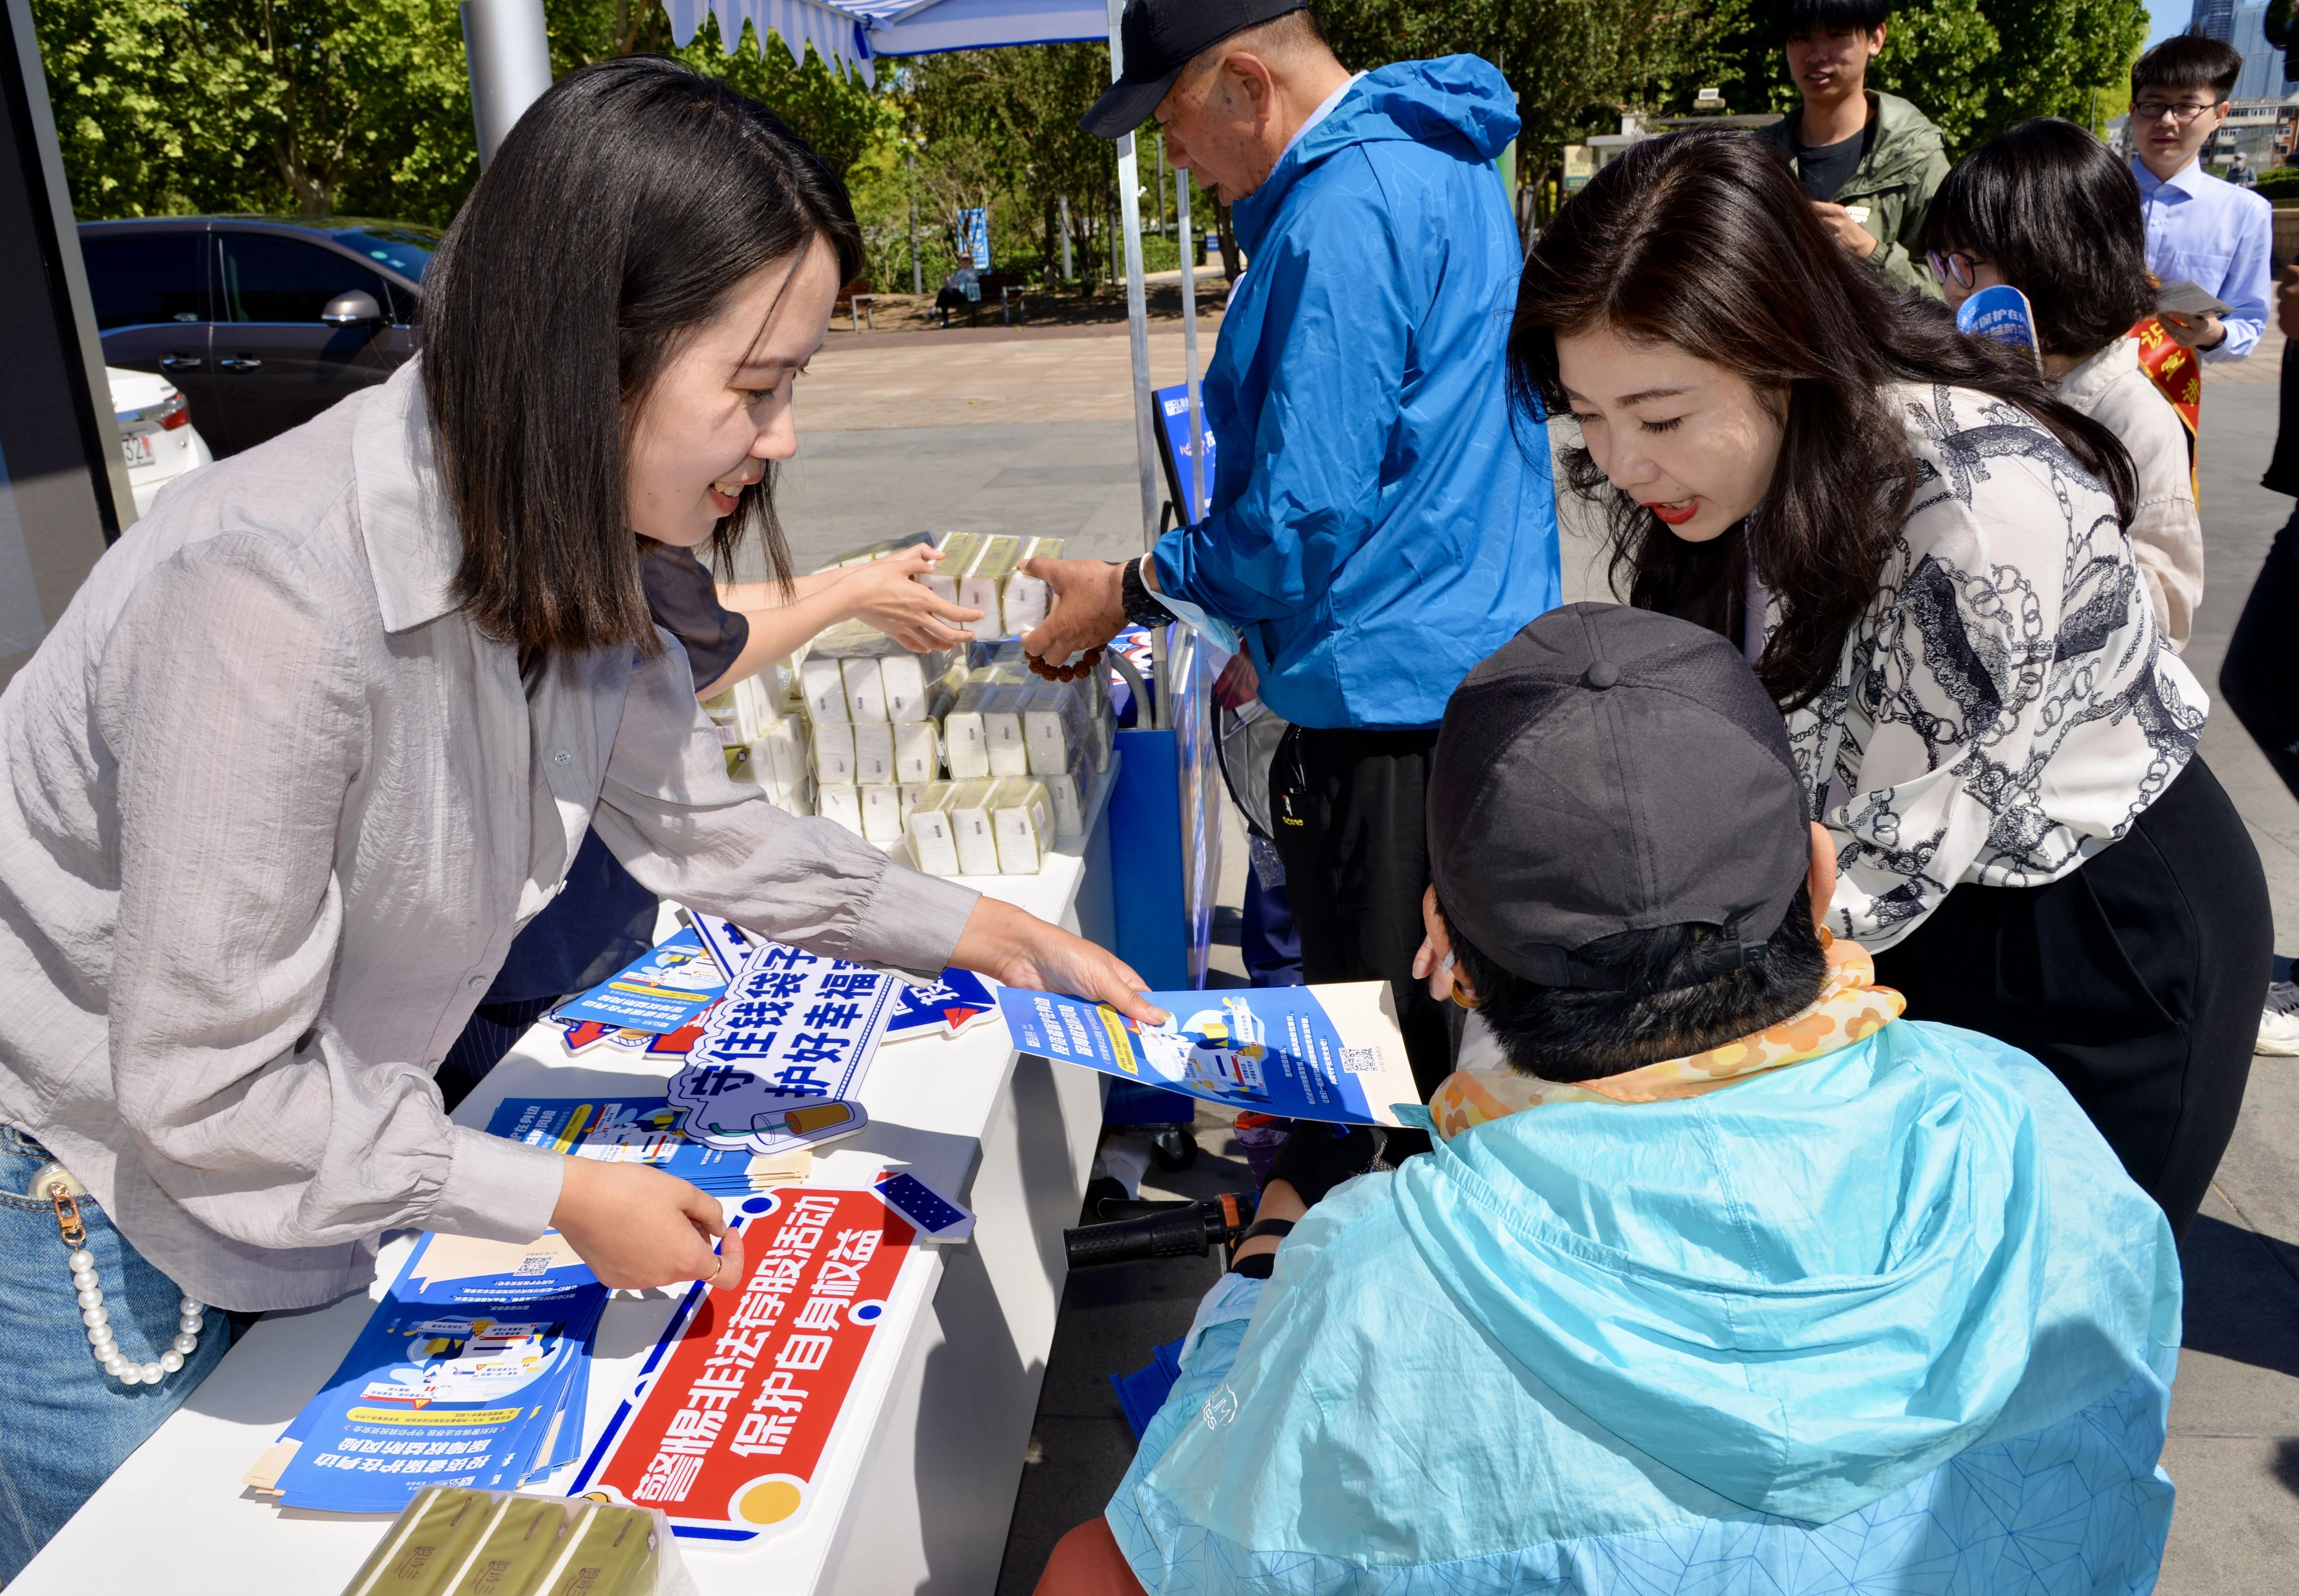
top-left (2129, 34), bottom-right (2271, 363)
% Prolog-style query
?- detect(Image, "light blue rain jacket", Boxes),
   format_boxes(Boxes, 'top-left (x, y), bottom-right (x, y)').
top-left (1150, 56), bottom-right (1560, 731)
top-left (1108, 1022), bottom-right (2182, 1593)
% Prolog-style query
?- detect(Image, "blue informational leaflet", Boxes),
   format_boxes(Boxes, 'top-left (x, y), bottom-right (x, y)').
top-left (483, 1097), bottom-right (790, 1196)
top-left (268, 1233), bottom-right (608, 1512)
top-left (554, 928), bottom-right (730, 1035)
top-left (1955, 284), bottom-right (2041, 366)
top-left (995, 981), bottom-right (1420, 1126)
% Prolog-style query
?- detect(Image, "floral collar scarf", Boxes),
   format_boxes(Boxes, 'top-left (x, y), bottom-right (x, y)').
top-left (1426, 932), bottom-right (1905, 1143)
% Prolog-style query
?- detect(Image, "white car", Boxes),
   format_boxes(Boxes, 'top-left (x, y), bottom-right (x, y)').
top-left (108, 365), bottom-right (212, 517)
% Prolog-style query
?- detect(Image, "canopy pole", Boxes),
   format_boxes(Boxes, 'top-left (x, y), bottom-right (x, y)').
top-left (1174, 168), bottom-right (1205, 526)
top-left (460, 0), bottom-right (553, 168)
top-left (1107, 0), bottom-right (1166, 725)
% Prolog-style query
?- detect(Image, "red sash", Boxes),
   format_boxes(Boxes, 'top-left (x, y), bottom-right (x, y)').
top-left (2130, 315), bottom-right (2201, 501)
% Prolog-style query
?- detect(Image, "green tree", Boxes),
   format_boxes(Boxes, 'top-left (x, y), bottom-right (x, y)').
top-left (36, 0), bottom-right (886, 225)
top-left (35, 0), bottom-right (475, 218)
top-left (1716, 0), bottom-right (2149, 157)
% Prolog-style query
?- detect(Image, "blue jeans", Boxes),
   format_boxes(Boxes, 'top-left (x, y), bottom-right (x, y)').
top-left (0, 1126), bottom-right (234, 1580)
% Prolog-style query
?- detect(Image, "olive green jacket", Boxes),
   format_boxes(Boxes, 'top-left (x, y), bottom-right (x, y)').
top-left (1759, 91), bottom-right (1950, 296)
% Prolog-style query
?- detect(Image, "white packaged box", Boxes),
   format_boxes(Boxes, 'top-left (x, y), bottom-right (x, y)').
top-left (899, 782), bottom-right (931, 825)
top-left (945, 779), bottom-right (1003, 875)
top-left (924, 533), bottom-right (985, 607)
top-left (894, 719), bottom-right (940, 784)
top-left (1022, 679), bottom-right (1089, 777)
top-left (860, 783), bottom-right (904, 842)
top-left (1000, 536), bottom-right (1065, 638)
top-left (840, 656), bottom-right (888, 723)
top-left (799, 657), bottom-right (849, 723)
top-left (812, 722), bottom-right (857, 786)
top-left (983, 684), bottom-right (1030, 777)
top-left (853, 722), bottom-right (896, 785)
top-left (907, 782), bottom-right (961, 875)
top-left (944, 681), bottom-right (991, 781)
top-left (818, 783), bottom-right (865, 836)
top-left (959, 535), bottom-right (1024, 639)
top-left (987, 777), bottom-right (1053, 874)
top-left (751, 719), bottom-right (809, 795)
top-left (1043, 753), bottom-right (1086, 839)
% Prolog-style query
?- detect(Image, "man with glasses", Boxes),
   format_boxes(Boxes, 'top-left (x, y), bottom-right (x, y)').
top-left (2128, 34), bottom-right (2270, 362)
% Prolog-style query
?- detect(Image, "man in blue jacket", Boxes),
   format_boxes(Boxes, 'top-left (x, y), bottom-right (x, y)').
top-left (1036, 606), bottom-right (2180, 1595)
top-left (1026, 0), bottom-right (1559, 1091)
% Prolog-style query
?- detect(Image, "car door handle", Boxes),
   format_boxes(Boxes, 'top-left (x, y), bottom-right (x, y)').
top-left (219, 355), bottom-right (263, 371)
top-left (158, 354), bottom-right (203, 370)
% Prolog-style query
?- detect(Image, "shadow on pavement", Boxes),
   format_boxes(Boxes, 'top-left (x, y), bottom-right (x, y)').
top-left (2180, 1213), bottom-right (2299, 1379)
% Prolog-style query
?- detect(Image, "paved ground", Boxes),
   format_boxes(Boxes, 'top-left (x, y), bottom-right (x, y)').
top-left (769, 332), bottom-right (2299, 1595)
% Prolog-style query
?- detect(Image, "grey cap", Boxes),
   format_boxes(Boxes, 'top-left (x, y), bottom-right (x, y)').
top-left (1427, 603), bottom-right (1811, 993)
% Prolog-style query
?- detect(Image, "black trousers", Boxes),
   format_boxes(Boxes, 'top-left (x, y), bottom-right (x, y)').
top-left (1267, 725), bottom-right (1460, 1102)
top-left (2220, 501), bottom-right (2299, 806)
top-left (1872, 758), bottom-right (2269, 1240)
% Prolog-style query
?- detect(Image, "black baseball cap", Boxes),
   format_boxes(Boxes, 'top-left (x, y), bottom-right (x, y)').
top-left (1426, 603), bottom-right (1812, 994)
top-left (1080, 0), bottom-right (1309, 139)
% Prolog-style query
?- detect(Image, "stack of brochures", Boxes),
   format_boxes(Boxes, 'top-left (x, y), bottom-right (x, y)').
top-left (247, 1232), bottom-right (609, 1513)
top-left (484, 1095), bottom-right (818, 1197)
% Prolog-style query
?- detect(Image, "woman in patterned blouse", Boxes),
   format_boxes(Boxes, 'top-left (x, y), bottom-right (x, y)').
top-left (1507, 127), bottom-right (2268, 1239)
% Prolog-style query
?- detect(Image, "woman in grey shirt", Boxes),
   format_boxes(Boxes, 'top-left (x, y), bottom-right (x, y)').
top-left (0, 59), bottom-right (1150, 1571)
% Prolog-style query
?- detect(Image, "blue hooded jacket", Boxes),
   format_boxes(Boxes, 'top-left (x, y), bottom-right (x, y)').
top-left (1107, 1022), bottom-right (2181, 1593)
top-left (1151, 57), bottom-right (1560, 730)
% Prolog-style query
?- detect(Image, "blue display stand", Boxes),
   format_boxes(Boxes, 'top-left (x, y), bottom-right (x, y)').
top-left (1109, 723), bottom-right (1187, 990)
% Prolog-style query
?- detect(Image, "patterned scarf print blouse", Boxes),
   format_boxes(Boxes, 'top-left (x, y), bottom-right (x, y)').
top-left (1787, 384), bottom-right (2204, 950)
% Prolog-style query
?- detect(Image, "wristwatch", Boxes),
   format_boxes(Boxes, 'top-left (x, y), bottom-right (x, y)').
top-left (1120, 555), bottom-right (1177, 628)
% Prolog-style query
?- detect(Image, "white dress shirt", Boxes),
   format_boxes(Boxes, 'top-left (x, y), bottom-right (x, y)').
top-left (2133, 156), bottom-right (2273, 363)
top-left (0, 362), bottom-right (979, 1312)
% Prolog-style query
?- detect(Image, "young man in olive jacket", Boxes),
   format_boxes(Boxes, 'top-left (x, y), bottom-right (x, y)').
top-left (1756, 0), bottom-right (1948, 297)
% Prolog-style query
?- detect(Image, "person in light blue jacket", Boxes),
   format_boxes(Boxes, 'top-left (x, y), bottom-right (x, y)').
top-left (1037, 606), bottom-right (2179, 1596)
top-left (1033, 0), bottom-right (1561, 1097)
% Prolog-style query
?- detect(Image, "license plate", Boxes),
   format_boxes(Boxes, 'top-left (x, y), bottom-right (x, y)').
top-left (121, 432), bottom-right (154, 469)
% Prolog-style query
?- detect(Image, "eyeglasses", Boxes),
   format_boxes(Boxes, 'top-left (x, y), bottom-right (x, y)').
top-left (2130, 99), bottom-right (2226, 125)
top-left (1928, 250), bottom-right (1981, 291)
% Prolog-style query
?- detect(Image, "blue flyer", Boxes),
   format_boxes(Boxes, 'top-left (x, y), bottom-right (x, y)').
top-left (268, 1232), bottom-right (608, 1512)
top-left (1955, 283), bottom-right (2041, 367)
top-left (484, 1096), bottom-right (785, 1196)
top-left (555, 928), bottom-right (729, 1035)
top-left (995, 981), bottom-right (1418, 1126)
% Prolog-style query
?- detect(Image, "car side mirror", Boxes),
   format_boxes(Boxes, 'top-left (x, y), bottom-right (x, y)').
top-left (321, 290), bottom-right (384, 327)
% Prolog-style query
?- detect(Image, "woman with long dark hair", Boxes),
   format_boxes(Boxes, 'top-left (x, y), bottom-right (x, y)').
top-left (1509, 126), bottom-right (2268, 1241)
top-left (0, 57), bottom-right (1151, 1572)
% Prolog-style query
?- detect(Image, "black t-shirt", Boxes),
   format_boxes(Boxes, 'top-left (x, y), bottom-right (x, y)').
top-left (640, 543), bottom-right (750, 694)
top-left (480, 545), bottom-right (749, 1004)
top-left (1793, 122), bottom-right (1870, 203)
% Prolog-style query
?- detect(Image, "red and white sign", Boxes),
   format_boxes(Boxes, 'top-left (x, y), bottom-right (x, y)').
top-left (572, 1187), bottom-right (920, 1542)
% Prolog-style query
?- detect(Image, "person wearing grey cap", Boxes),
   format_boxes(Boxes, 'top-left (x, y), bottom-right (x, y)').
top-left (1033, 603), bottom-right (2179, 1596)
top-left (1509, 127), bottom-right (2268, 1244)
top-left (1018, 0), bottom-right (1559, 1098)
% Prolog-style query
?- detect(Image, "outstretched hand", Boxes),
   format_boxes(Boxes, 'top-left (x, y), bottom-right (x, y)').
top-left (550, 1156), bottom-right (744, 1292)
top-left (951, 895), bottom-right (1166, 1027)
top-left (833, 544), bottom-right (982, 651)
top-left (1019, 557), bottom-right (1127, 671)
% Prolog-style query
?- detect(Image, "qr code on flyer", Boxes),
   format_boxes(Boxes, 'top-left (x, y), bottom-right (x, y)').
top-left (1339, 1047), bottom-right (1381, 1075)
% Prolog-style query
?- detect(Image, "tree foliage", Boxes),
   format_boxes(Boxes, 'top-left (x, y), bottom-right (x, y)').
top-left (36, 0), bottom-right (883, 224)
top-left (32, 0), bottom-right (2152, 246)
top-left (1720, 0), bottom-right (2149, 155)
